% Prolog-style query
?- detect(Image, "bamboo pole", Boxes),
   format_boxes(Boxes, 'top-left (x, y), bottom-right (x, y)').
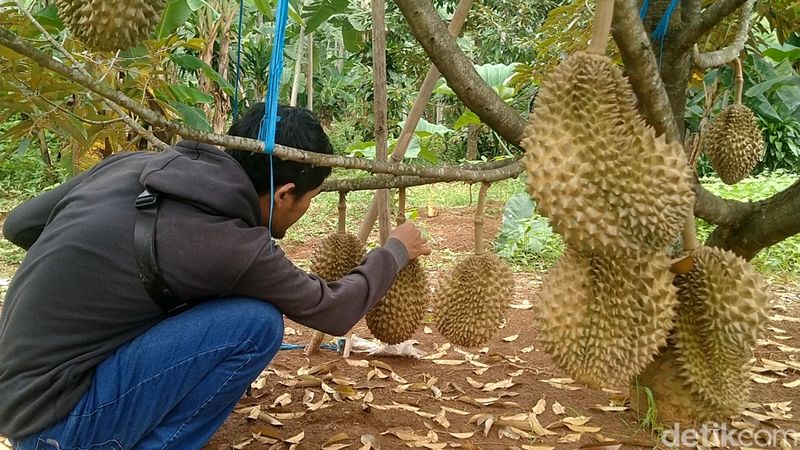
top-left (289, 0), bottom-right (306, 107)
top-left (356, 0), bottom-right (475, 243)
top-left (337, 191), bottom-right (347, 233)
top-left (373, 0), bottom-right (390, 246)
top-left (587, 0), bottom-right (614, 55)
top-left (474, 183), bottom-right (489, 255)
top-left (306, 33), bottom-right (314, 111)
top-left (397, 188), bottom-right (407, 226)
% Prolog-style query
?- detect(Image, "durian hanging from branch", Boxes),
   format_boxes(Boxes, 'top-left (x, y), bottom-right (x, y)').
top-left (521, 0), bottom-right (695, 258)
top-left (366, 188), bottom-right (429, 344)
top-left (702, 57), bottom-right (765, 185)
top-left (435, 183), bottom-right (514, 347)
top-left (310, 192), bottom-right (365, 282)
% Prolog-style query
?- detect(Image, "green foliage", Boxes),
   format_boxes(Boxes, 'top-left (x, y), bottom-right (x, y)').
top-left (687, 31), bottom-right (800, 176)
top-left (494, 192), bottom-right (564, 269)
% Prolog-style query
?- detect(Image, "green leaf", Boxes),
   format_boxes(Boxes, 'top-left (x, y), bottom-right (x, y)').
top-left (33, 4), bottom-right (64, 31)
top-left (251, 0), bottom-right (275, 20)
top-left (170, 53), bottom-right (205, 70)
top-left (340, 21), bottom-right (363, 53)
top-left (764, 44), bottom-right (800, 64)
top-left (452, 109), bottom-right (482, 129)
top-left (746, 75), bottom-right (800, 97)
top-left (398, 117), bottom-right (454, 136)
top-left (200, 65), bottom-right (234, 96)
top-left (167, 84), bottom-right (214, 104)
top-left (169, 101), bottom-right (212, 132)
top-left (156, 0), bottom-right (193, 39)
top-left (303, 0), bottom-right (350, 34)
top-left (187, 0), bottom-right (207, 10)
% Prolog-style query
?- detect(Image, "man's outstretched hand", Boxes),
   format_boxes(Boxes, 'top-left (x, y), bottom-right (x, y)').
top-left (389, 221), bottom-right (431, 260)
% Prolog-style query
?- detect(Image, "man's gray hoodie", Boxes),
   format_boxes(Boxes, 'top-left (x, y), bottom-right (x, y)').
top-left (0, 141), bottom-right (408, 437)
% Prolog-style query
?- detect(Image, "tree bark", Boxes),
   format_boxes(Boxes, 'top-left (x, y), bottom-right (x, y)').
top-left (372, 0), bottom-right (391, 245)
top-left (466, 123), bottom-right (479, 160)
top-left (212, 5), bottom-right (237, 133)
top-left (394, 0), bottom-right (526, 147)
top-left (706, 180), bottom-right (800, 260)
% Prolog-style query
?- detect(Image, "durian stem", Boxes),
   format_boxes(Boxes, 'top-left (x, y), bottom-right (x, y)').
top-left (474, 182), bottom-right (490, 256)
top-left (397, 187), bottom-right (407, 226)
top-left (337, 192), bottom-right (347, 233)
top-left (14, 2), bottom-right (168, 151)
top-left (732, 57), bottom-right (744, 105)
top-left (587, 0), bottom-right (615, 55)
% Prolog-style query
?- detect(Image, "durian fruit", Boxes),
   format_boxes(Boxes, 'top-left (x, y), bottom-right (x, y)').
top-left (536, 250), bottom-right (678, 388)
top-left (365, 188), bottom-right (429, 344)
top-left (521, 49), bottom-right (695, 256)
top-left (703, 104), bottom-right (764, 185)
top-left (670, 245), bottom-right (770, 420)
top-left (435, 253), bottom-right (514, 347)
top-left (631, 346), bottom-right (703, 425)
top-left (366, 259), bottom-right (428, 344)
top-left (435, 183), bottom-right (515, 347)
top-left (310, 233), bottom-right (365, 281)
top-left (55, 0), bottom-right (165, 51)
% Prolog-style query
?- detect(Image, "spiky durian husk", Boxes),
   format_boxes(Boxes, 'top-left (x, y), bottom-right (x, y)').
top-left (703, 104), bottom-right (765, 185)
top-left (631, 347), bottom-right (704, 425)
top-left (55, 0), bottom-right (165, 51)
top-left (670, 246), bottom-right (770, 419)
top-left (366, 259), bottom-right (428, 344)
top-left (310, 233), bottom-right (365, 281)
top-left (537, 250), bottom-right (677, 388)
top-left (435, 254), bottom-right (514, 347)
top-left (521, 51), bottom-right (694, 256)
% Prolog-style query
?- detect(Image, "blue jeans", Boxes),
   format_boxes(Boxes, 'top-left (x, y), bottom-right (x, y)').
top-left (13, 297), bottom-right (284, 450)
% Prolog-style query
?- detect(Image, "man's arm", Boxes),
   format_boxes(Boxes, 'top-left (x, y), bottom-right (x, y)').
top-left (234, 237), bottom-right (413, 336)
top-left (2, 172), bottom-right (88, 249)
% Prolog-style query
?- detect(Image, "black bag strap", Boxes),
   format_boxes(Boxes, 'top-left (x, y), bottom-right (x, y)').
top-left (133, 189), bottom-right (189, 315)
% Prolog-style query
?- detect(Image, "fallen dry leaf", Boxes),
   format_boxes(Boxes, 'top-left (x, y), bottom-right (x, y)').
top-left (482, 378), bottom-right (515, 391)
top-left (783, 379), bottom-right (800, 388)
top-left (466, 377), bottom-right (484, 389)
top-left (232, 438), bottom-right (253, 449)
top-left (346, 359), bottom-right (370, 367)
top-left (323, 432), bottom-right (350, 446)
top-left (751, 373), bottom-right (779, 384)
top-left (270, 393), bottom-right (292, 408)
top-left (559, 433), bottom-right (582, 443)
top-left (359, 434), bottom-right (380, 450)
top-left (448, 431), bottom-right (476, 439)
top-left (552, 401), bottom-right (566, 415)
top-left (503, 334), bottom-right (519, 342)
top-left (433, 359), bottom-right (466, 365)
top-left (532, 398), bottom-right (546, 415)
top-left (285, 431), bottom-right (305, 444)
top-left (424, 326), bottom-right (433, 334)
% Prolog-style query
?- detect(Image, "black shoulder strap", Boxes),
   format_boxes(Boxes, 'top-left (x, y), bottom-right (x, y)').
top-left (133, 189), bottom-right (189, 315)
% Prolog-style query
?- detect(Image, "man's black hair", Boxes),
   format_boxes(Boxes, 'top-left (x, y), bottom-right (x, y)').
top-left (227, 103), bottom-right (333, 196)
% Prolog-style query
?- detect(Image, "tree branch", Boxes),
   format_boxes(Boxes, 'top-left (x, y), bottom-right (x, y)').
top-left (692, 0), bottom-right (753, 69)
top-left (706, 180), bottom-right (800, 259)
top-left (681, 0), bottom-right (748, 50)
top-left (610, 0), bottom-right (681, 142)
top-left (0, 26), bottom-right (519, 182)
top-left (693, 183), bottom-right (755, 227)
top-left (393, 0), bottom-right (527, 147)
top-left (321, 161), bottom-right (523, 192)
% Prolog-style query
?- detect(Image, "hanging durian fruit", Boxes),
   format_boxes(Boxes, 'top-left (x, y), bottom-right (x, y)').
top-left (55, 0), bottom-right (165, 51)
top-left (537, 250), bottom-right (677, 388)
top-left (435, 183), bottom-right (514, 347)
top-left (671, 246), bottom-right (770, 419)
top-left (366, 188), bottom-right (429, 344)
top-left (520, 0), bottom-right (694, 257)
top-left (310, 193), bottom-right (365, 281)
top-left (703, 58), bottom-right (765, 185)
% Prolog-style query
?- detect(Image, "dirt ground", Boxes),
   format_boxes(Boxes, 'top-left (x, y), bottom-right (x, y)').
top-left (201, 205), bottom-right (800, 450)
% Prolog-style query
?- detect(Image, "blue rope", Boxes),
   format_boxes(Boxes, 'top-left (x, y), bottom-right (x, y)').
top-left (259, 0), bottom-right (290, 155)
top-left (257, 0), bottom-right (290, 239)
top-left (655, 0), bottom-right (679, 68)
top-left (232, 0), bottom-right (245, 120)
top-left (639, 0), bottom-right (650, 19)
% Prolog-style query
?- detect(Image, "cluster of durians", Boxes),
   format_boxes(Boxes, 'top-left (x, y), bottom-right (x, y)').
top-left (522, 36), bottom-right (770, 420)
